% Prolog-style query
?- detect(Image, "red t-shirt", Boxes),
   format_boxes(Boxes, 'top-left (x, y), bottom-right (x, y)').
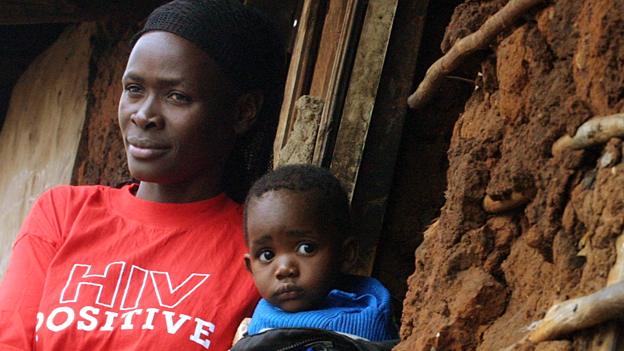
top-left (0, 185), bottom-right (259, 350)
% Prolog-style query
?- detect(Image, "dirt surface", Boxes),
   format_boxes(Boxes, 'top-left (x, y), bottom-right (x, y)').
top-left (397, 0), bottom-right (624, 350)
top-left (72, 22), bottom-right (135, 186)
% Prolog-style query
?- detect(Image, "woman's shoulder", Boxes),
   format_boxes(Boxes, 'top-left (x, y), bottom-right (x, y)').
top-left (44, 183), bottom-right (115, 194)
top-left (32, 184), bottom-right (125, 219)
top-left (38, 184), bottom-right (120, 205)
top-left (18, 185), bottom-right (120, 244)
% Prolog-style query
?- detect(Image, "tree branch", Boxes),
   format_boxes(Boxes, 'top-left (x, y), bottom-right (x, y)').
top-left (407, 0), bottom-right (546, 110)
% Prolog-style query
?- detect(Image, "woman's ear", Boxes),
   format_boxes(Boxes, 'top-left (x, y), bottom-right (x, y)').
top-left (244, 253), bottom-right (253, 273)
top-left (233, 91), bottom-right (264, 135)
top-left (340, 236), bottom-right (359, 273)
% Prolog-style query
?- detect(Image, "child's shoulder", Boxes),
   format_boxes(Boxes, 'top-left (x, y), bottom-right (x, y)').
top-left (336, 274), bottom-right (390, 296)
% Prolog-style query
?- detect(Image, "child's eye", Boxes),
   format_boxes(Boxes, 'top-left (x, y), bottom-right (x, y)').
top-left (296, 243), bottom-right (316, 256)
top-left (258, 250), bottom-right (275, 263)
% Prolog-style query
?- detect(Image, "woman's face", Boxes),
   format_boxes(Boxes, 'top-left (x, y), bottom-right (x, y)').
top-left (118, 31), bottom-right (238, 186)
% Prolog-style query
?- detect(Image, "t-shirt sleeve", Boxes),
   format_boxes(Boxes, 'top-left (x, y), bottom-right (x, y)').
top-left (0, 189), bottom-right (66, 350)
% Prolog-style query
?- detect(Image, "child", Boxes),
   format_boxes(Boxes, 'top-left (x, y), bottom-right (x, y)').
top-left (241, 164), bottom-right (398, 342)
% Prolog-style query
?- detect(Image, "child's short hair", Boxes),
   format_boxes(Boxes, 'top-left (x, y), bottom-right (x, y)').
top-left (244, 164), bottom-right (351, 242)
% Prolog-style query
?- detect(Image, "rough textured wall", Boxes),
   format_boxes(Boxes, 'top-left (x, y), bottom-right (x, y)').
top-left (72, 23), bottom-right (134, 186)
top-left (375, 0), bottom-right (469, 319)
top-left (397, 0), bottom-right (624, 350)
top-left (0, 24), bottom-right (94, 274)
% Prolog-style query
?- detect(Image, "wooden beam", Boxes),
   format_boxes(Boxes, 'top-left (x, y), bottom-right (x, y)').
top-left (330, 0), bottom-right (398, 200)
top-left (0, 1), bottom-right (163, 25)
top-left (0, 23), bottom-right (95, 276)
top-left (311, 0), bottom-right (363, 166)
top-left (352, 0), bottom-right (430, 276)
top-left (273, 0), bottom-right (325, 166)
top-left (329, 0), bottom-right (399, 275)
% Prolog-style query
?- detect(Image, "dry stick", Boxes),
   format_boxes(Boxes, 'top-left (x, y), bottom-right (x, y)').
top-left (528, 233), bottom-right (624, 343)
top-left (551, 113), bottom-right (624, 156)
top-left (407, 0), bottom-right (546, 110)
top-left (588, 231), bottom-right (624, 351)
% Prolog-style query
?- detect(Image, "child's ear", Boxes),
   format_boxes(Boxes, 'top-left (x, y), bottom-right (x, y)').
top-left (340, 236), bottom-right (359, 273)
top-left (233, 91), bottom-right (264, 135)
top-left (244, 253), bottom-right (253, 273)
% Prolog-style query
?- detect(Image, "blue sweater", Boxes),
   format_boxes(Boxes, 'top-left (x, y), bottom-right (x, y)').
top-left (247, 275), bottom-right (397, 341)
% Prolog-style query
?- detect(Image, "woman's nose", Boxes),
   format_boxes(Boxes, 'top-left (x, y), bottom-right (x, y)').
top-left (131, 96), bottom-right (164, 129)
top-left (275, 257), bottom-right (298, 280)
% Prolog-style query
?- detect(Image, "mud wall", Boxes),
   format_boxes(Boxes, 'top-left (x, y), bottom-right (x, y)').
top-left (0, 24), bottom-right (94, 275)
top-left (373, 0), bottom-right (469, 318)
top-left (397, 0), bottom-right (624, 350)
top-left (71, 23), bottom-right (134, 187)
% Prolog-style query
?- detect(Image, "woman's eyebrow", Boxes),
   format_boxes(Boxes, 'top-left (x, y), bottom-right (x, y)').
top-left (121, 72), bottom-right (143, 82)
top-left (122, 72), bottom-right (186, 87)
top-left (155, 77), bottom-right (186, 87)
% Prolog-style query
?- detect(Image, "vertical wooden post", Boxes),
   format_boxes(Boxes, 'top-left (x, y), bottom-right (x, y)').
top-left (273, 0), bottom-right (325, 165)
top-left (590, 233), bottom-right (624, 350)
top-left (329, 0), bottom-right (398, 200)
top-left (273, 0), bottom-right (365, 168)
top-left (332, 0), bottom-right (429, 275)
top-left (311, 0), bottom-right (362, 166)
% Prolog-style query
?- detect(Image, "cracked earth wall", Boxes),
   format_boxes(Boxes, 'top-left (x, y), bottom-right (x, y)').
top-left (397, 0), bottom-right (624, 349)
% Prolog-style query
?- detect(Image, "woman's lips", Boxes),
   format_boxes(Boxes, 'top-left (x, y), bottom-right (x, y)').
top-left (126, 137), bottom-right (170, 160)
top-left (128, 144), bottom-right (169, 159)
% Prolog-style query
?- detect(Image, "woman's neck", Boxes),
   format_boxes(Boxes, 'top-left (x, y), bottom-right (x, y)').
top-left (135, 178), bottom-right (223, 203)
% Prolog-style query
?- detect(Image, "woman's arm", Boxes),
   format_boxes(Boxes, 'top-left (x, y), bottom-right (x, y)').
top-left (0, 235), bottom-right (57, 349)
top-left (0, 189), bottom-right (65, 350)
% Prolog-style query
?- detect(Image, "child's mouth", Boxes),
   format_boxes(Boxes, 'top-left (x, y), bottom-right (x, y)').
top-left (274, 285), bottom-right (304, 300)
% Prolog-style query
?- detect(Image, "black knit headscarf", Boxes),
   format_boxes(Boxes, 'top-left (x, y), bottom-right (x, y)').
top-left (134, 0), bottom-right (286, 202)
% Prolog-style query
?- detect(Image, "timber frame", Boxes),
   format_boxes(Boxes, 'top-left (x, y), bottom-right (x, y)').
top-left (273, 0), bottom-right (429, 274)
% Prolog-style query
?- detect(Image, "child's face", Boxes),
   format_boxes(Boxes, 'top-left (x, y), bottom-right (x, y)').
top-left (244, 190), bottom-right (342, 312)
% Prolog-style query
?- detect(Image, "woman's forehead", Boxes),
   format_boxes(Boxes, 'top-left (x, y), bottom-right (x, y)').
top-left (126, 31), bottom-right (224, 83)
top-left (128, 31), bottom-right (220, 71)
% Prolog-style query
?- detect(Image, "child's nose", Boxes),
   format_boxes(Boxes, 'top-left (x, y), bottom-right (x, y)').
top-left (274, 257), bottom-right (298, 280)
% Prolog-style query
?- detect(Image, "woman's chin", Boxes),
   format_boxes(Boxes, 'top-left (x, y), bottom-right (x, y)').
top-left (127, 164), bottom-right (169, 184)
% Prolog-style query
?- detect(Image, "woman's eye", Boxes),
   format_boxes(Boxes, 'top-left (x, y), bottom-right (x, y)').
top-left (168, 92), bottom-right (191, 104)
top-left (258, 250), bottom-right (275, 263)
top-left (297, 243), bottom-right (316, 256)
top-left (124, 84), bottom-right (143, 96)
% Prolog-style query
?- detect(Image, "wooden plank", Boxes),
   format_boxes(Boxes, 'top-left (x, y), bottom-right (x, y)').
top-left (272, 0), bottom-right (324, 166)
top-left (329, 0), bottom-right (398, 200)
top-left (351, 0), bottom-right (430, 276)
top-left (308, 0), bottom-right (351, 99)
top-left (0, 23), bottom-right (94, 276)
top-left (330, 0), bottom-right (433, 275)
top-left (0, 1), bottom-right (162, 24)
top-left (312, 0), bottom-right (363, 166)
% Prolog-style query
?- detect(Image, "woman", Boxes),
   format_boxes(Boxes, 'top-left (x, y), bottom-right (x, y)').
top-left (0, 1), bottom-right (284, 350)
